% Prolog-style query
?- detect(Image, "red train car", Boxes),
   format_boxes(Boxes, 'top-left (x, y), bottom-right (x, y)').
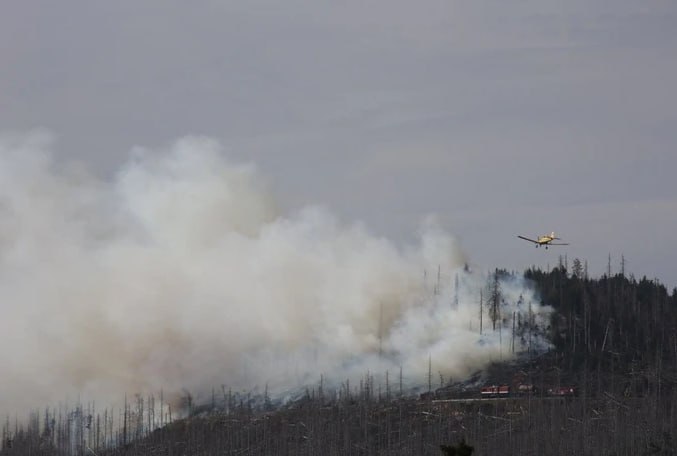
top-left (547, 386), bottom-right (576, 397)
top-left (480, 385), bottom-right (510, 398)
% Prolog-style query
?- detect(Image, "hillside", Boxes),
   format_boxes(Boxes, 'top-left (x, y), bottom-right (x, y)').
top-left (2, 263), bottom-right (676, 455)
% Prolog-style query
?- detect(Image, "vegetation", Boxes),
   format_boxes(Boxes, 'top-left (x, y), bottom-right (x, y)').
top-left (440, 439), bottom-right (474, 455)
top-left (2, 259), bottom-right (676, 455)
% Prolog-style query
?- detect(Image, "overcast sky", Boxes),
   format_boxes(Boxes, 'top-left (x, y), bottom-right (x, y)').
top-left (2, 0), bottom-right (676, 288)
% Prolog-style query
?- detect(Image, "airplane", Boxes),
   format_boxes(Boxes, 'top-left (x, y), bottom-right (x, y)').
top-left (517, 232), bottom-right (569, 249)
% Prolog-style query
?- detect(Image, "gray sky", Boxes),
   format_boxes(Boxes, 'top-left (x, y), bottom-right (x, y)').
top-left (2, 0), bottom-right (677, 287)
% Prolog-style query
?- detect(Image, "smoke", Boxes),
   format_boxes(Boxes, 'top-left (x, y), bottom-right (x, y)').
top-left (0, 131), bottom-right (551, 414)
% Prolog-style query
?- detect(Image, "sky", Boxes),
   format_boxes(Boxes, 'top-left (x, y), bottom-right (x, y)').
top-left (2, 0), bottom-right (676, 287)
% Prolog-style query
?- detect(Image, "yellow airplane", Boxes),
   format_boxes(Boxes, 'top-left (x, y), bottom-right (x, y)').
top-left (517, 232), bottom-right (569, 249)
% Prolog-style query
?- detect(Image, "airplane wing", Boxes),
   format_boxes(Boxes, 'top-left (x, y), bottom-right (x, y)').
top-left (549, 243), bottom-right (569, 246)
top-left (517, 235), bottom-right (538, 244)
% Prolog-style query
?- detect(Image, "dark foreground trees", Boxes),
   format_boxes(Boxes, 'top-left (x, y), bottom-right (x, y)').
top-left (440, 438), bottom-right (474, 455)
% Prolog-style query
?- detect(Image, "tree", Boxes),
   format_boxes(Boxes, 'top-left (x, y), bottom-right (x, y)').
top-left (488, 270), bottom-right (502, 331)
top-left (440, 438), bottom-right (474, 455)
top-left (572, 258), bottom-right (583, 278)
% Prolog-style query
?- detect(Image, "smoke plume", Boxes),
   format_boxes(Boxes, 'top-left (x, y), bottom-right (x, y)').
top-left (0, 131), bottom-right (550, 414)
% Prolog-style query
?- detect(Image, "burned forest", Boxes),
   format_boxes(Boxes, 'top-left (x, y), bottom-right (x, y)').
top-left (2, 260), bottom-right (677, 455)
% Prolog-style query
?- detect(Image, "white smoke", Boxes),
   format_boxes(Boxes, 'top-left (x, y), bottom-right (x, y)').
top-left (0, 131), bottom-right (550, 414)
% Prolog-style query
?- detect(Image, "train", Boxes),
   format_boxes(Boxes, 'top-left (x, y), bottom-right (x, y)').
top-left (480, 385), bottom-right (511, 398)
top-left (546, 386), bottom-right (577, 397)
top-left (479, 384), bottom-right (576, 398)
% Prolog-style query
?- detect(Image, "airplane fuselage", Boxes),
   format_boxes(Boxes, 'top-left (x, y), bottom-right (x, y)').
top-left (518, 232), bottom-right (567, 249)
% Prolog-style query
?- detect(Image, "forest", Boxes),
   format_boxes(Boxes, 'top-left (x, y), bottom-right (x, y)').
top-left (2, 258), bottom-right (676, 455)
